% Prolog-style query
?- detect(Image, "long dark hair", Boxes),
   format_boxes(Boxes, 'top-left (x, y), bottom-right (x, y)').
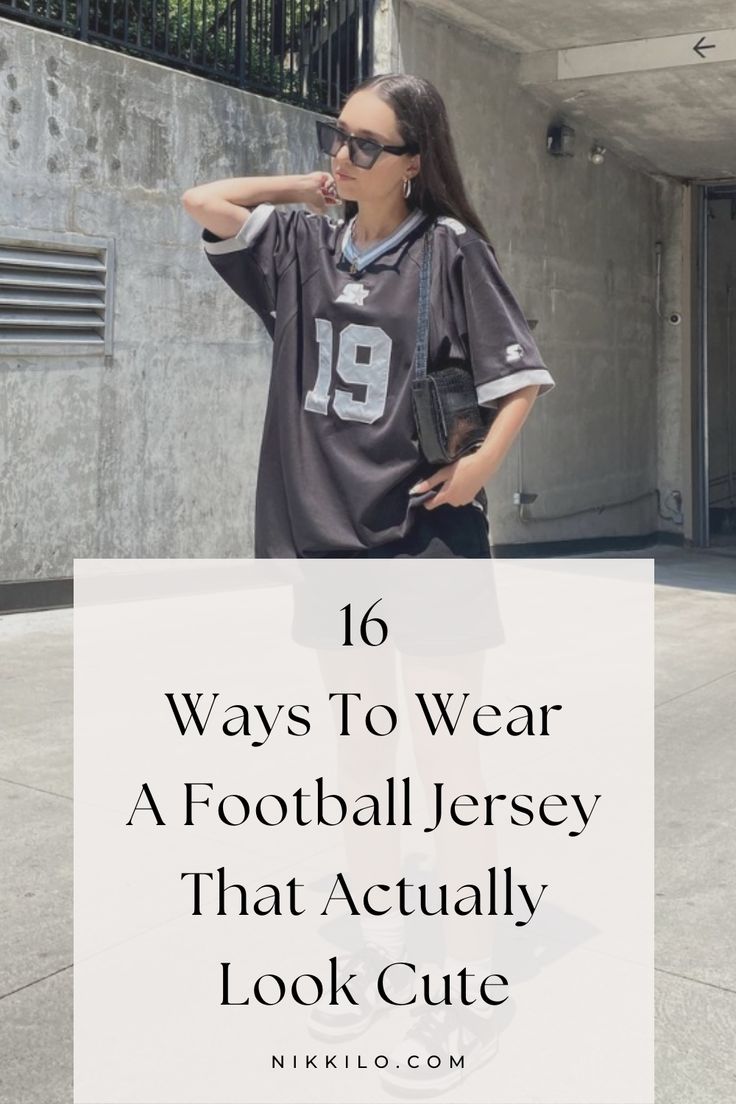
top-left (337, 72), bottom-right (497, 258)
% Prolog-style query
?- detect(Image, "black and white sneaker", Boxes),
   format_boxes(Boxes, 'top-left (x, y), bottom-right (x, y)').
top-left (379, 997), bottom-right (515, 1097)
top-left (306, 942), bottom-right (411, 1042)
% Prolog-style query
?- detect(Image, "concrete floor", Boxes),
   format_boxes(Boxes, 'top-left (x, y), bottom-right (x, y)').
top-left (1, 545), bottom-right (735, 1103)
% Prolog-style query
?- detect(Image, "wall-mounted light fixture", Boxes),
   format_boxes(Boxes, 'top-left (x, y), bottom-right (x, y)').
top-left (546, 123), bottom-right (575, 157)
top-left (589, 143), bottom-right (607, 165)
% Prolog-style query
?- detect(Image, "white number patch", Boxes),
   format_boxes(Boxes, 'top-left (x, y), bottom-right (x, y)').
top-left (304, 319), bottom-right (392, 424)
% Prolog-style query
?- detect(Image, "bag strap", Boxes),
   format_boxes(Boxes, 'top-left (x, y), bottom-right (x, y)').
top-left (413, 221), bottom-right (435, 382)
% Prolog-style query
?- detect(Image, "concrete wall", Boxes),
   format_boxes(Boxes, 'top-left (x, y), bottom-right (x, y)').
top-left (0, 9), bottom-right (685, 582)
top-left (1, 20), bottom-right (322, 578)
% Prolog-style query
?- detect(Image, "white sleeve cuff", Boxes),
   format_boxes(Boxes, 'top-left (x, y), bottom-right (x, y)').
top-left (201, 203), bottom-right (276, 255)
top-left (476, 369), bottom-right (556, 405)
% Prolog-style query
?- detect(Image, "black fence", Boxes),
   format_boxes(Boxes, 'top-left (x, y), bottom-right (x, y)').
top-left (1, 0), bottom-right (373, 114)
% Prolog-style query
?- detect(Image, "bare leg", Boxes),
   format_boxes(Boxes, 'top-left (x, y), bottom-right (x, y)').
top-left (313, 642), bottom-right (403, 893)
top-left (398, 646), bottom-right (496, 963)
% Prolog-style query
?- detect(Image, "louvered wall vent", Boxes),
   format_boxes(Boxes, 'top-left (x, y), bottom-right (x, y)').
top-left (0, 233), bottom-right (114, 354)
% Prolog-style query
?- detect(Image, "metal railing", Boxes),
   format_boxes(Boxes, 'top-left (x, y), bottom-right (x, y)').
top-left (1, 0), bottom-right (373, 114)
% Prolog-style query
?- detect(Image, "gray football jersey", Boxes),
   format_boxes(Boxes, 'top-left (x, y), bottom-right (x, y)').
top-left (201, 204), bottom-right (555, 556)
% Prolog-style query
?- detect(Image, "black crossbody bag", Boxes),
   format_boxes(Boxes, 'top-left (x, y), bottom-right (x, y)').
top-left (410, 220), bottom-right (496, 465)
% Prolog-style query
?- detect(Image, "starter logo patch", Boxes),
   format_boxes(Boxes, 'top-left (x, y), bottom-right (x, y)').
top-left (504, 343), bottom-right (524, 364)
top-left (336, 283), bottom-right (370, 305)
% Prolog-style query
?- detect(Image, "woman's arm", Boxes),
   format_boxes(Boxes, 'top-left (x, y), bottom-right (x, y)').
top-left (467, 384), bottom-right (541, 484)
top-left (181, 174), bottom-right (322, 239)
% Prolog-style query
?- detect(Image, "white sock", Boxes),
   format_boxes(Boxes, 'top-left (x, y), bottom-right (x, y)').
top-left (360, 914), bottom-right (405, 956)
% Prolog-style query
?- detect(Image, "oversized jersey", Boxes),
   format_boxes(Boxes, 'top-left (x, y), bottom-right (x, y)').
top-left (201, 203), bottom-right (555, 557)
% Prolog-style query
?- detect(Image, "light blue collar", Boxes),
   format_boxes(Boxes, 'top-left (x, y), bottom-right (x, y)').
top-left (341, 208), bottom-right (428, 272)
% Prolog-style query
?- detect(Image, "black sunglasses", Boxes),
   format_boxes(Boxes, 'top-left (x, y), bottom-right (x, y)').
top-left (315, 119), bottom-right (418, 170)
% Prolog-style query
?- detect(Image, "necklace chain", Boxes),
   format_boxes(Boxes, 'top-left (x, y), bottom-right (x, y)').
top-left (351, 210), bottom-right (413, 253)
top-left (347, 209), bottom-right (421, 274)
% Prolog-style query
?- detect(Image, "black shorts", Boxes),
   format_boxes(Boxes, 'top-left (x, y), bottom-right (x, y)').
top-left (291, 504), bottom-right (502, 655)
top-left (304, 503), bottom-right (492, 559)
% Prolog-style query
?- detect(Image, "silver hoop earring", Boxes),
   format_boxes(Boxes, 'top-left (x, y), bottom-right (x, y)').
top-left (403, 177), bottom-right (412, 199)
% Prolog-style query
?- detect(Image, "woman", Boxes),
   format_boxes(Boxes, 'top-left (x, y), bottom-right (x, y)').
top-left (182, 72), bottom-right (555, 559)
top-left (184, 74), bottom-right (556, 1089)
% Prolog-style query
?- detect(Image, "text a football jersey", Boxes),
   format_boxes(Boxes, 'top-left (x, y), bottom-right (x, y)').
top-left (201, 204), bottom-right (555, 556)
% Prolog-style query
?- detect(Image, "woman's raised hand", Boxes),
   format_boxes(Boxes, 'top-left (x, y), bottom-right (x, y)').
top-left (302, 171), bottom-right (341, 215)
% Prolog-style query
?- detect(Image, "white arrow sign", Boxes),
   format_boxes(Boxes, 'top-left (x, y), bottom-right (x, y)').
top-left (520, 28), bottom-right (736, 84)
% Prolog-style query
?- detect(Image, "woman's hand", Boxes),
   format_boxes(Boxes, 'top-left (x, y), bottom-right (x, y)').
top-left (410, 387), bottom-right (542, 509)
top-left (409, 453), bottom-right (493, 509)
top-left (303, 171), bottom-right (341, 215)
